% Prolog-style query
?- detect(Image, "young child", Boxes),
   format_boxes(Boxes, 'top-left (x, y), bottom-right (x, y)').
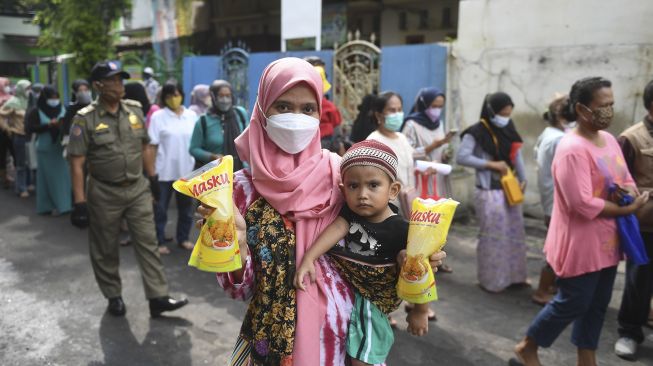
top-left (294, 140), bottom-right (430, 366)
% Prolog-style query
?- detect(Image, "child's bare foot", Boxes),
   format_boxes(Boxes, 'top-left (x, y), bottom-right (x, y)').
top-left (514, 337), bottom-right (541, 366)
top-left (404, 303), bottom-right (437, 321)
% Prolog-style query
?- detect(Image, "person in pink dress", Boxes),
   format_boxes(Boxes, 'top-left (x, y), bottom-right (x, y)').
top-left (197, 57), bottom-right (446, 366)
top-left (513, 77), bottom-right (650, 366)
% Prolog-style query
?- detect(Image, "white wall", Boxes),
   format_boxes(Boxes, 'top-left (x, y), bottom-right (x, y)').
top-left (449, 0), bottom-right (653, 216)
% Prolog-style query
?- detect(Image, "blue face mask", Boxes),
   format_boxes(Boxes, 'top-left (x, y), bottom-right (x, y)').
top-left (384, 112), bottom-right (404, 131)
top-left (46, 99), bottom-right (60, 108)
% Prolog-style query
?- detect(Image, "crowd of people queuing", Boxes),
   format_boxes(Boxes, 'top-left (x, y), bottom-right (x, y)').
top-left (1, 56), bottom-right (652, 366)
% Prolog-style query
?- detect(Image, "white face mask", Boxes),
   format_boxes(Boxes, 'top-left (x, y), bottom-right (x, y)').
top-left (259, 103), bottom-right (319, 154)
top-left (491, 115), bottom-right (510, 127)
top-left (3, 86), bottom-right (10, 94)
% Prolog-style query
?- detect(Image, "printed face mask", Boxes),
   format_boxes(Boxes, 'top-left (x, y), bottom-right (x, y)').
top-left (491, 115), bottom-right (510, 127)
top-left (425, 107), bottom-right (442, 123)
top-left (583, 105), bottom-right (613, 130)
top-left (46, 99), bottom-right (60, 108)
top-left (217, 96), bottom-right (232, 112)
top-left (384, 112), bottom-right (404, 131)
top-left (165, 95), bottom-right (183, 110)
top-left (259, 102), bottom-right (319, 154)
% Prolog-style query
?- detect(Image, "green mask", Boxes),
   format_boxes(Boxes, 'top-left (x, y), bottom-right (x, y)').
top-left (384, 112), bottom-right (404, 131)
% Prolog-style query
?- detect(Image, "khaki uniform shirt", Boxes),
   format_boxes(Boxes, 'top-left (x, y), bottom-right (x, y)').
top-left (68, 99), bottom-right (148, 184)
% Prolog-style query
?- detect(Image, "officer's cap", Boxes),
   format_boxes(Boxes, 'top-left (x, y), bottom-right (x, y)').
top-left (90, 61), bottom-right (130, 82)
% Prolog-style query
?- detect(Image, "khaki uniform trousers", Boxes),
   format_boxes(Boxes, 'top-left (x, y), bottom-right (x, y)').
top-left (87, 176), bottom-right (168, 299)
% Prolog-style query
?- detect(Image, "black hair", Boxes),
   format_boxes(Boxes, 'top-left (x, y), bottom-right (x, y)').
top-left (124, 82), bottom-right (151, 115)
top-left (350, 94), bottom-right (378, 143)
top-left (643, 79), bottom-right (653, 111)
top-left (160, 82), bottom-right (184, 105)
top-left (565, 77), bottom-right (612, 120)
top-left (372, 91), bottom-right (403, 115)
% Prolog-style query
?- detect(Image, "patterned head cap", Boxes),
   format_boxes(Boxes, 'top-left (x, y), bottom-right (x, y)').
top-left (340, 140), bottom-right (398, 181)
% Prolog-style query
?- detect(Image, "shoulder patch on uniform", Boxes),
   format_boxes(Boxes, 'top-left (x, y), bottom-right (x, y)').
top-left (77, 105), bottom-right (96, 116)
top-left (70, 124), bottom-right (83, 139)
top-left (123, 99), bottom-right (142, 108)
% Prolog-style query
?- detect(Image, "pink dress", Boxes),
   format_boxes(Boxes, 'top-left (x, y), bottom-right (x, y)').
top-left (217, 170), bottom-right (384, 366)
top-left (545, 131), bottom-right (635, 278)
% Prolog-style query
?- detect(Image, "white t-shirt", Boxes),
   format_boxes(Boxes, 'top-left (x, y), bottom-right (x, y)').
top-left (366, 130), bottom-right (415, 188)
top-left (148, 107), bottom-right (198, 181)
top-left (534, 126), bottom-right (565, 216)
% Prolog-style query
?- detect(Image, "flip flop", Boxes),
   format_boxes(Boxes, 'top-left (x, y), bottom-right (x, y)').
top-left (178, 241), bottom-right (194, 251)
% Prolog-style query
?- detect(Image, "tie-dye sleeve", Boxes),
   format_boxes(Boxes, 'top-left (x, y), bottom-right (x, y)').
top-left (215, 169), bottom-right (259, 301)
top-left (216, 254), bottom-right (255, 301)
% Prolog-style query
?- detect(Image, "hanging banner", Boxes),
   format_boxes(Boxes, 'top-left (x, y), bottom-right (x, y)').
top-left (281, 0), bottom-right (322, 52)
top-left (151, 0), bottom-right (180, 72)
top-left (321, 3), bottom-right (347, 49)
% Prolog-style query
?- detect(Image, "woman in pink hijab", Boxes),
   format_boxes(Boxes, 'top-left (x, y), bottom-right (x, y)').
top-left (206, 58), bottom-right (445, 366)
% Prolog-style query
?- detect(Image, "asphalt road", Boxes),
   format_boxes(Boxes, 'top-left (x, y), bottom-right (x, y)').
top-left (1, 188), bottom-right (651, 366)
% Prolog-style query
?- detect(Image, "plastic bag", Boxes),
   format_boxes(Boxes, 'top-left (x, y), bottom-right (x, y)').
top-left (173, 156), bottom-right (242, 272)
top-left (615, 191), bottom-right (649, 265)
top-left (397, 198), bottom-right (459, 303)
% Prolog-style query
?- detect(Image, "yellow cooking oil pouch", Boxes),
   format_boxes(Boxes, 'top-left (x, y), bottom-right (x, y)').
top-left (173, 156), bottom-right (241, 272)
top-left (397, 198), bottom-right (459, 303)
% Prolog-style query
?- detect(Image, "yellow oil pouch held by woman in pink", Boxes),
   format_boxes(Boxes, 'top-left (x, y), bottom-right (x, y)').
top-left (173, 156), bottom-right (242, 272)
top-left (397, 198), bottom-right (459, 303)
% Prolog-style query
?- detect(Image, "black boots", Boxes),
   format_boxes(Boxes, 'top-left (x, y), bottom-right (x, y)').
top-left (107, 297), bottom-right (126, 316)
top-left (149, 296), bottom-right (189, 318)
top-left (107, 296), bottom-right (189, 317)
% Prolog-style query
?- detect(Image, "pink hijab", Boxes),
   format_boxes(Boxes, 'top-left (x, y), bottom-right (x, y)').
top-left (0, 77), bottom-right (11, 106)
top-left (235, 57), bottom-right (343, 365)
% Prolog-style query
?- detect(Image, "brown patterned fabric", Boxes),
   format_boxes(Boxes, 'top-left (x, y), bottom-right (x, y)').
top-left (241, 198), bottom-right (296, 365)
top-left (329, 255), bottom-right (401, 314)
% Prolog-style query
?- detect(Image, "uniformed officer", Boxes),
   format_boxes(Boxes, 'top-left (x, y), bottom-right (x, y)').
top-left (68, 61), bottom-right (188, 317)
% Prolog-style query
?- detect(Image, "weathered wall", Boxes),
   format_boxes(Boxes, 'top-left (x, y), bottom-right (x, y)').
top-left (447, 0), bottom-right (653, 216)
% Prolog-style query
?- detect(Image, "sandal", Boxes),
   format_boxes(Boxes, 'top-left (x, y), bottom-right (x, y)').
top-left (179, 241), bottom-right (194, 251)
top-left (158, 246), bottom-right (171, 255)
top-left (404, 304), bottom-right (437, 321)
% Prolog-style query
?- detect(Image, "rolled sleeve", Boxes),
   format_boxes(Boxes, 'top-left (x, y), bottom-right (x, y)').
top-left (555, 152), bottom-right (605, 220)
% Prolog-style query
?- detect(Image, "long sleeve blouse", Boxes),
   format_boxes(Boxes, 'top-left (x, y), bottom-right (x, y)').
top-left (456, 133), bottom-right (526, 189)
